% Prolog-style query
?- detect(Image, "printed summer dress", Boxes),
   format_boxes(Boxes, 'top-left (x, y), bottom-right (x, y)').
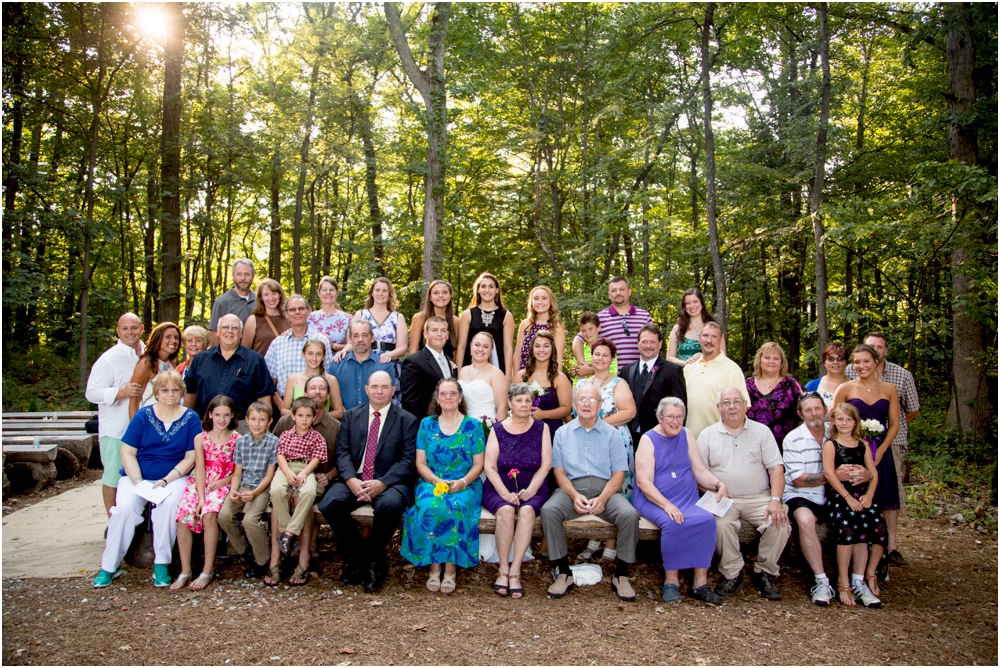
top-left (176, 431), bottom-right (237, 533)
top-left (362, 309), bottom-right (402, 404)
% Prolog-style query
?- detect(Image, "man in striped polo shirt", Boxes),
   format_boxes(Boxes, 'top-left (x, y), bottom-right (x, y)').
top-left (592, 277), bottom-right (652, 368)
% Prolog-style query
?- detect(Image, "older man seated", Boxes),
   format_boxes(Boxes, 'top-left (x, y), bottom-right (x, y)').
top-left (698, 386), bottom-right (791, 600)
top-left (540, 384), bottom-right (640, 601)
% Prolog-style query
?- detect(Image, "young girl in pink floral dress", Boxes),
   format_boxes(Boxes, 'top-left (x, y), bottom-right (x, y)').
top-left (172, 395), bottom-right (238, 591)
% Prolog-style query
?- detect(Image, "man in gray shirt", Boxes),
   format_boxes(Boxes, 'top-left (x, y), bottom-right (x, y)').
top-left (540, 384), bottom-right (640, 601)
top-left (209, 259), bottom-right (257, 346)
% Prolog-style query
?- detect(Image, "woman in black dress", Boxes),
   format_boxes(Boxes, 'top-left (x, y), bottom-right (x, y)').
top-left (456, 272), bottom-right (515, 378)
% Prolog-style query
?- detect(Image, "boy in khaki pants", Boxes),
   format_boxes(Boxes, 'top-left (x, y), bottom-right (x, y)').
top-left (218, 401), bottom-right (279, 579)
top-left (271, 397), bottom-right (327, 557)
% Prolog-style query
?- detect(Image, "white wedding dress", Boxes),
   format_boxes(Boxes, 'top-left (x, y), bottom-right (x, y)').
top-left (459, 379), bottom-right (498, 422)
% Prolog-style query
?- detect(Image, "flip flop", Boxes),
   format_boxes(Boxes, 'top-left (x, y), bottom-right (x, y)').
top-left (169, 573), bottom-right (192, 591)
top-left (189, 572), bottom-right (213, 590)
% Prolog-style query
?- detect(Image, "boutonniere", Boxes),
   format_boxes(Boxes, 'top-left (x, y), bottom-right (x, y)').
top-left (449, 360), bottom-right (458, 370)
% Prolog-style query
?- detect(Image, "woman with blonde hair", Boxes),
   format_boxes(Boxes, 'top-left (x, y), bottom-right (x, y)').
top-left (513, 285), bottom-right (565, 377)
top-left (175, 326), bottom-right (210, 378)
top-left (745, 341), bottom-right (803, 450)
top-left (308, 276), bottom-right (352, 353)
top-left (241, 278), bottom-right (290, 356)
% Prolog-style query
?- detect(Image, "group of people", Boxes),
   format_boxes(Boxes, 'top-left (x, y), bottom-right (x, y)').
top-left (86, 261), bottom-right (919, 607)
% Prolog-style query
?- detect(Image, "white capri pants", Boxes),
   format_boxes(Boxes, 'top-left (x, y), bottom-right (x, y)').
top-left (101, 476), bottom-right (188, 572)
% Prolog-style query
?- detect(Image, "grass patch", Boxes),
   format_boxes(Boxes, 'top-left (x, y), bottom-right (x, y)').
top-left (2, 347), bottom-right (93, 412)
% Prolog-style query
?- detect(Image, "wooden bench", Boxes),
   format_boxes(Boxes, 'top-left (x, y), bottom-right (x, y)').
top-left (2, 412), bottom-right (97, 497)
top-left (2, 443), bottom-right (59, 495)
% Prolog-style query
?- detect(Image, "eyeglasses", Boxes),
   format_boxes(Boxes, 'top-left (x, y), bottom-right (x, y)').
top-left (825, 356), bottom-right (845, 362)
top-left (800, 391), bottom-right (823, 401)
top-left (661, 414), bottom-right (685, 422)
top-left (575, 397), bottom-right (600, 405)
top-left (621, 319), bottom-right (630, 337)
top-left (719, 400), bottom-right (745, 408)
top-left (437, 391), bottom-right (460, 398)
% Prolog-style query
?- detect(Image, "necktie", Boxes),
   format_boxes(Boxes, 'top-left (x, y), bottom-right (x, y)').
top-left (638, 363), bottom-right (650, 395)
top-left (361, 410), bottom-right (380, 481)
top-left (436, 353), bottom-right (450, 378)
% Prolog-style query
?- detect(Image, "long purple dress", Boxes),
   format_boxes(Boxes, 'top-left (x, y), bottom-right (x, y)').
top-left (482, 421), bottom-right (550, 515)
top-left (846, 397), bottom-right (900, 510)
top-left (746, 376), bottom-right (802, 451)
top-left (534, 385), bottom-right (564, 438)
top-left (632, 429), bottom-right (716, 570)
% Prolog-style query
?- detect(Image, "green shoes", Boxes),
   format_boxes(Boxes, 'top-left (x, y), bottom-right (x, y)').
top-left (152, 563), bottom-right (172, 587)
top-left (92, 568), bottom-right (122, 588)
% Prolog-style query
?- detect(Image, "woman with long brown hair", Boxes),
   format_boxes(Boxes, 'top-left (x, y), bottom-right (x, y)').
top-left (456, 272), bottom-right (515, 377)
top-left (665, 287), bottom-right (726, 366)
top-left (515, 330), bottom-right (571, 438)
top-left (410, 279), bottom-right (460, 360)
top-left (128, 322), bottom-right (181, 418)
top-left (241, 278), bottom-right (290, 356)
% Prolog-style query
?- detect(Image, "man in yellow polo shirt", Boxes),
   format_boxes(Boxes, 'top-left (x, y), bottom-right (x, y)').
top-left (682, 322), bottom-right (750, 437)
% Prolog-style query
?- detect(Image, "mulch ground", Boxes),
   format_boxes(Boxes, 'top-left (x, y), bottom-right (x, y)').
top-left (2, 510), bottom-right (996, 666)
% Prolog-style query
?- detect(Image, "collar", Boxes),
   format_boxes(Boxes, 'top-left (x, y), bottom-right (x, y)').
top-left (570, 417), bottom-right (604, 433)
top-left (283, 325), bottom-right (316, 341)
top-left (230, 287), bottom-right (255, 301)
top-left (714, 419), bottom-right (748, 437)
top-left (115, 339), bottom-right (142, 356)
top-left (368, 403), bottom-right (390, 419)
top-left (640, 356), bottom-right (659, 370)
top-left (695, 352), bottom-right (727, 366)
top-left (210, 344), bottom-right (247, 361)
top-left (606, 303), bottom-right (638, 317)
top-left (313, 412), bottom-right (336, 428)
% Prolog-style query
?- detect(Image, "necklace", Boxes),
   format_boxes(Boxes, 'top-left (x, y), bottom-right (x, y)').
top-left (480, 307), bottom-right (497, 327)
top-left (590, 373), bottom-right (612, 390)
top-left (440, 414), bottom-right (462, 430)
top-left (464, 363), bottom-right (485, 380)
top-left (758, 375), bottom-right (780, 392)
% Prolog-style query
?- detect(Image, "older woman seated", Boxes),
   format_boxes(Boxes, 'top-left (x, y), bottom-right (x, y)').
top-left (401, 378), bottom-right (486, 594)
top-left (632, 397), bottom-right (728, 605)
top-left (93, 371), bottom-right (200, 588)
top-left (483, 383), bottom-right (552, 598)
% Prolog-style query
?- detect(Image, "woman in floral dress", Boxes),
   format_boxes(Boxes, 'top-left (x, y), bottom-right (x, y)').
top-left (746, 342), bottom-right (802, 451)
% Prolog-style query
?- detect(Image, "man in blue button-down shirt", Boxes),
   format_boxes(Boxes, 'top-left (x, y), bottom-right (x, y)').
top-left (328, 319), bottom-right (395, 409)
top-left (541, 384), bottom-right (640, 601)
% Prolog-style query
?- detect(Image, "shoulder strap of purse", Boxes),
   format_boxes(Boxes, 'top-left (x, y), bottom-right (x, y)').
top-left (263, 315), bottom-right (281, 339)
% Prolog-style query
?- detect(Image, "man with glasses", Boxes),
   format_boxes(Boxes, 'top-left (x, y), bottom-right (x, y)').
top-left (698, 386), bottom-right (790, 600)
top-left (184, 314), bottom-right (276, 427)
top-left (580, 277), bottom-right (651, 368)
top-left (541, 384), bottom-right (641, 601)
top-left (264, 294), bottom-right (335, 407)
top-left (683, 322), bottom-right (750, 437)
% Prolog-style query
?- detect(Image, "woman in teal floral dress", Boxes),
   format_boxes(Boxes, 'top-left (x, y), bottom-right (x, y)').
top-left (401, 378), bottom-right (485, 594)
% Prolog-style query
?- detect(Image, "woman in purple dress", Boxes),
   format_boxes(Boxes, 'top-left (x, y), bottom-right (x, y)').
top-left (746, 342), bottom-right (802, 451)
top-left (633, 397), bottom-right (727, 605)
top-left (482, 383), bottom-right (552, 598)
top-left (514, 330), bottom-right (572, 438)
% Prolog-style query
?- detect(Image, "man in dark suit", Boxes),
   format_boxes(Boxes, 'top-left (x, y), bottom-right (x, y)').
top-left (400, 316), bottom-right (456, 419)
top-left (619, 323), bottom-right (686, 443)
top-left (317, 370), bottom-right (418, 593)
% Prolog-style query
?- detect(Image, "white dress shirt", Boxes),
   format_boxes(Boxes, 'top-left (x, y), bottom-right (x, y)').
top-left (85, 340), bottom-right (141, 439)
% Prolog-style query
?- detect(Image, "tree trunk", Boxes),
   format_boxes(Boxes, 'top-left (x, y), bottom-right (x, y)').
top-left (269, 148), bottom-right (282, 281)
top-left (809, 2), bottom-right (831, 352)
top-left (385, 2), bottom-right (451, 283)
top-left (291, 54), bottom-right (324, 294)
top-left (700, 2), bottom-right (726, 328)
top-left (359, 106), bottom-right (385, 276)
top-left (157, 2), bottom-right (186, 324)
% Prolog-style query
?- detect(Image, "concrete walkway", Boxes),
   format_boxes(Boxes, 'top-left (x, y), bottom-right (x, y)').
top-left (2, 480), bottom-right (107, 578)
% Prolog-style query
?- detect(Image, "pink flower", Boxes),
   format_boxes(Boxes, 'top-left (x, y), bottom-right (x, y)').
top-left (507, 469), bottom-right (520, 479)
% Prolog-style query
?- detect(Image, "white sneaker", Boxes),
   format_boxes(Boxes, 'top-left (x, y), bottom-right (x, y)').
top-left (852, 582), bottom-right (882, 608)
top-left (810, 581), bottom-right (835, 606)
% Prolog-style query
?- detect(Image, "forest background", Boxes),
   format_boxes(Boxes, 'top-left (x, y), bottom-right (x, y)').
top-left (2, 3), bottom-right (996, 514)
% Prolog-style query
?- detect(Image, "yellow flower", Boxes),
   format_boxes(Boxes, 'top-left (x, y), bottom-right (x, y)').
top-left (433, 482), bottom-right (450, 497)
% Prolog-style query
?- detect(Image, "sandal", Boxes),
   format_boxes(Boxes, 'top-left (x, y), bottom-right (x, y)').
top-left (865, 574), bottom-right (881, 597)
top-left (426, 568), bottom-right (442, 593)
top-left (169, 572), bottom-right (192, 591)
top-left (278, 532), bottom-right (296, 557)
top-left (494, 571), bottom-right (510, 596)
top-left (508, 573), bottom-right (523, 599)
top-left (837, 584), bottom-right (856, 606)
top-left (263, 564), bottom-right (281, 587)
top-left (189, 572), bottom-right (213, 591)
top-left (288, 564), bottom-right (310, 587)
top-left (440, 571), bottom-right (457, 594)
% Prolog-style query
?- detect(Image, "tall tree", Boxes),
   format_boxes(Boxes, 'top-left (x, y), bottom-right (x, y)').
top-left (809, 2), bottom-right (831, 350)
top-left (700, 2), bottom-right (726, 327)
top-left (158, 2), bottom-right (186, 323)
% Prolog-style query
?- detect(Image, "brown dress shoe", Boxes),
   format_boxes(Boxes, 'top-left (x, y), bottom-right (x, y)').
top-left (547, 573), bottom-right (574, 598)
top-left (610, 575), bottom-right (636, 601)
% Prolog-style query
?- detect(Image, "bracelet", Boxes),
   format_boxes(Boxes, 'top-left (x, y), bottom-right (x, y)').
top-left (172, 467), bottom-right (182, 478)
top-left (158, 479), bottom-right (166, 486)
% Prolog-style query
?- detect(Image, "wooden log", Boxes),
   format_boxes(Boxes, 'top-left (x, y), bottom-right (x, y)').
top-left (54, 447), bottom-right (81, 479)
top-left (4, 461), bottom-right (57, 494)
top-left (0, 430), bottom-right (93, 438)
top-left (3, 443), bottom-right (59, 463)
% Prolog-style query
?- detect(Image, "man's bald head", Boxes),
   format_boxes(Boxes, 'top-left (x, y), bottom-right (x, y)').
top-left (365, 370), bottom-right (394, 410)
top-left (217, 314), bottom-right (243, 349)
top-left (116, 313), bottom-right (144, 347)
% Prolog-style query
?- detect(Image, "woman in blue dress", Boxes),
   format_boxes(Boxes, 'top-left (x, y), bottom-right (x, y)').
top-left (633, 397), bottom-right (727, 605)
top-left (401, 378), bottom-right (485, 594)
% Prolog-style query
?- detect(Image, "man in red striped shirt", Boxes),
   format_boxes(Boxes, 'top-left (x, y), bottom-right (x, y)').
top-left (590, 277), bottom-right (652, 368)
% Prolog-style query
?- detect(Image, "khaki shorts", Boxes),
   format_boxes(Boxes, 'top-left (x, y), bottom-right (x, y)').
top-left (100, 436), bottom-right (124, 487)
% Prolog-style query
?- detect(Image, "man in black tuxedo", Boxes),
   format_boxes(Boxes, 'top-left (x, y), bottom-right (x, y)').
top-left (619, 323), bottom-right (687, 443)
top-left (400, 316), bottom-right (456, 419)
top-left (317, 370), bottom-right (418, 593)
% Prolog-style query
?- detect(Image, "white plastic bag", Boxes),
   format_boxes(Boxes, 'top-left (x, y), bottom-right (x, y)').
top-left (479, 534), bottom-right (535, 564)
top-left (567, 563), bottom-right (603, 586)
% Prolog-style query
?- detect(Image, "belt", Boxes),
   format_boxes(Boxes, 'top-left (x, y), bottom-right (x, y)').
top-left (373, 341), bottom-right (394, 352)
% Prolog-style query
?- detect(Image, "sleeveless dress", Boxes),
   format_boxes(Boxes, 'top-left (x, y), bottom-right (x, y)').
top-left (804, 377), bottom-right (837, 411)
top-left (846, 397), bottom-right (900, 511)
top-left (518, 322), bottom-right (550, 371)
top-left (534, 385), bottom-right (565, 438)
top-left (482, 420), bottom-right (550, 515)
top-left (746, 376), bottom-right (802, 451)
top-left (401, 416), bottom-right (485, 568)
top-left (308, 310), bottom-right (352, 347)
top-left (362, 309), bottom-right (402, 404)
top-left (175, 431), bottom-right (238, 533)
top-left (632, 429), bottom-right (716, 570)
top-left (139, 360), bottom-right (175, 410)
top-left (582, 341), bottom-right (618, 376)
top-left (459, 378), bottom-right (498, 422)
top-left (573, 376), bottom-right (635, 500)
top-left (829, 438), bottom-right (888, 546)
top-left (676, 337), bottom-right (701, 361)
top-left (249, 313), bottom-right (290, 356)
top-left (464, 307), bottom-right (508, 374)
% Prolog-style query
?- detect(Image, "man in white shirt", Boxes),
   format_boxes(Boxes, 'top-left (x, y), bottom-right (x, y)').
top-left (85, 313), bottom-right (145, 515)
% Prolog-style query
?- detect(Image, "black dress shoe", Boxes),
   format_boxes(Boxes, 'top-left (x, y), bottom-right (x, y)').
top-left (752, 570), bottom-right (782, 600)
top-left (714, 571), bottom-right (745, 597)
top-left (244, 561), bottom-right (269, 579)
top-left (340, 563), bottom-right (364, 586)
top-left (363, 562), bottom-right (385, 594)
top-left (691, 584), bottom-right (723, 605)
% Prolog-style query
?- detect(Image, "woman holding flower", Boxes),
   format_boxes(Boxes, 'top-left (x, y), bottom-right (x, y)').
top-left (515, 330), bottom-right (572, 438)
top-left (483, 383), bottom-right (553, 598)
top-left (401, 378), bottom-right (485, 594)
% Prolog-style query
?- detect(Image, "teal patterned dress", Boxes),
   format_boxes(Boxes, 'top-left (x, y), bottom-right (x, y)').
top-left (401, 415), bottom-right (485, 568)
top-left (676, 336), bottom-right (702, 361)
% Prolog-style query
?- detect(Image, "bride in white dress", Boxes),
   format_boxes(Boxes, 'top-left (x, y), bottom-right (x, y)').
top-left (458, 332), bottom-right (509, 423)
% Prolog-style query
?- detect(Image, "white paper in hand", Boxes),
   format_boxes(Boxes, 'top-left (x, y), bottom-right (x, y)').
top-left (696, 490), bottom-right (734, 517)
top-left (132, 480), bottom-right (170, 505)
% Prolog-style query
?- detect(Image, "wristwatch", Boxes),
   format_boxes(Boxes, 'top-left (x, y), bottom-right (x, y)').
top-left (770, 496), bottom-right (782, 503)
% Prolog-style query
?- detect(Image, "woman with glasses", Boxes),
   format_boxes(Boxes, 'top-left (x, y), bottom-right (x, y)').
top-left (633, 397), bottom-right (726, 605)
top-left (746, 342), bottom-right (803, 451)
top-left (805, 342), bottom-right (849, 417)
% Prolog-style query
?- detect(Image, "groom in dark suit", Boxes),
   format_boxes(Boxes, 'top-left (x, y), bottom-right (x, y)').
top-left (619, 323), bottom-right (686, 442)
top-left (318, 370), bottom-right (418, 593)
top-left (400, 316), bottom-right (456, 419)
